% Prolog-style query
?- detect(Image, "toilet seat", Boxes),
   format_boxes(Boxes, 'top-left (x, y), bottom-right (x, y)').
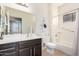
top-left (46, 42), bottom-right (56, 48)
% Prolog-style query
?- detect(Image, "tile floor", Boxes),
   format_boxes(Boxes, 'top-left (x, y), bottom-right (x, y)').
top-left (42, 48), bottom-right (66, 56)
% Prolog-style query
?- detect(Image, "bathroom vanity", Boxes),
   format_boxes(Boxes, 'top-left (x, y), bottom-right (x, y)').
top-left (0, 5), bottom-right (42, 56)
top-left (0, 37), bottom-right (42, 56)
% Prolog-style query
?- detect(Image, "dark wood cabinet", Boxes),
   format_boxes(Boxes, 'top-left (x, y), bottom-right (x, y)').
top-left (0, 43), bottom-right (18, 56)
top-left (19, 48), bottom-right (31, 56)
top-left (19, 38), bottom-right (41, 56)
top-left (0, 38), bottom-right (41, 56)
top-left (33, 45), bottom-right (41, 56)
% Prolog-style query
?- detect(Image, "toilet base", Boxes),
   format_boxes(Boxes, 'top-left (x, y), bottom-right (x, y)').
top-left (46, 46), bottom-right (55, 54)
top-left (43, 42), bottom-right (56, 55)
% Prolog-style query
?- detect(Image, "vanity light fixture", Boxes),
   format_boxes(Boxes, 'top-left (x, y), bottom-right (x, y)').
top-left (17, 3), bottom-right (29, 8)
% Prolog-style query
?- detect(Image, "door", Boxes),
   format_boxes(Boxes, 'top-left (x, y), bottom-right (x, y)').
top-left (58, 10), bottom-right (77, 55)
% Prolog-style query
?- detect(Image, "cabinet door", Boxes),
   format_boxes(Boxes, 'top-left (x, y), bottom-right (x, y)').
top-left (0, 43), bottom-right (18, 56)
top-left (19, 48), bottom-right (31, 56)
top-left (33, 45), bottom-right (41, 56)
top-left (0, 49), bottom-right (18, 56)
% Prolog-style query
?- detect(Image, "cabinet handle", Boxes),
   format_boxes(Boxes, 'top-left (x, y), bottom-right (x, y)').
top-left (34, 48), bottom-right (35, 56)
top-left (30, 49), bottom-right (32, 56)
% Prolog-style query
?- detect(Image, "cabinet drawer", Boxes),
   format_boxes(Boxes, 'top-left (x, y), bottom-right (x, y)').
top-left (0, 43), bottom-right (17, 50)
top-left (0, 52), bottom-right (17, 56)
top-left (0, 42), bottom-right (18, 56)
top-left (19, 38), bottom-right (41, 49)
top-left (0, 47), bottom-right (16, 53)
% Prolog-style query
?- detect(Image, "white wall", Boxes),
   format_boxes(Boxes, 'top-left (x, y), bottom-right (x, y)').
top-left (31, 3), bottom-right (65, 44)
top-left (31, 3), bottom-right (49, 17)
top-left (48, 3), bottom-right (64, 43)
top-left (31, 3), bottom-right (51, 42)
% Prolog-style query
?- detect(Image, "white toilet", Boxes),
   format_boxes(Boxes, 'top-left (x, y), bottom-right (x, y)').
top-left (45, 42), bottom-right (56, 54)
top-left (42, 36), bottom-right (56, 55)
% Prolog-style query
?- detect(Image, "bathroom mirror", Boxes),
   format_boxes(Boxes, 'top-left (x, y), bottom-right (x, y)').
top-left (7, 7), bottom-right (36, 34)
top-left (0, 6), bottom-right (1, 26)
top-left (0, 6), bottom-right (36, 35)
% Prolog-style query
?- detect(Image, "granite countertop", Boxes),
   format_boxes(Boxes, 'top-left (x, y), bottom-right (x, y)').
top-left (0, 34), bottom-right (41, 44)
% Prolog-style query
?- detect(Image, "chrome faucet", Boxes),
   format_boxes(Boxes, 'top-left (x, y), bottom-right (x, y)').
top-left (0, 32), bottom-right (4, 40)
